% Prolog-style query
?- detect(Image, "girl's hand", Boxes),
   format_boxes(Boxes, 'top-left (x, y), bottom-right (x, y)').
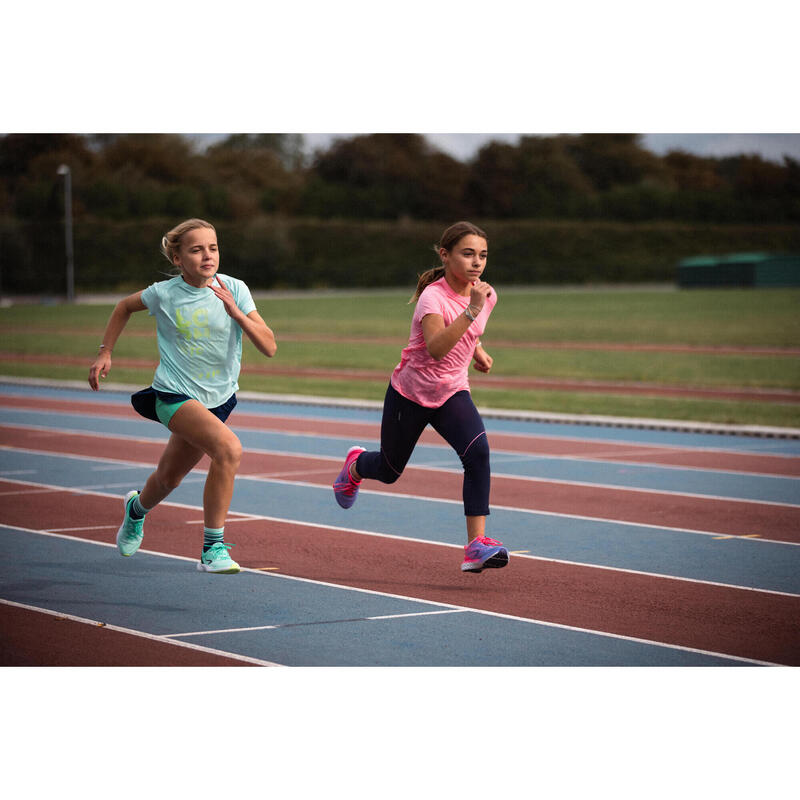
top-left (209, 276), bottom-right (241, 319)
top-left (468, 280), bottom-right (493, 313)
top-left (473, 345), bottom-right (493, 374)
top-left (88, 351), bottom-right (112, 391)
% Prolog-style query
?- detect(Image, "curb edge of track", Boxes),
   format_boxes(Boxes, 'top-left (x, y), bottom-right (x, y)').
top-left (3, 375), bottom-right (799, 439)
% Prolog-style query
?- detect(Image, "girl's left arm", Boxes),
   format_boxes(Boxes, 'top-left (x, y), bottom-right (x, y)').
top-left (211, 277), bottom-right (277, 358)
top-left (473, 342), bottom-right (493, 373)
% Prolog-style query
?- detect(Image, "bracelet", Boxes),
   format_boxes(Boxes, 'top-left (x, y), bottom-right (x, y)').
top-left (464, 304), bottom-right (480, 322)
top-left (98, 345), bottom-right (112, 353)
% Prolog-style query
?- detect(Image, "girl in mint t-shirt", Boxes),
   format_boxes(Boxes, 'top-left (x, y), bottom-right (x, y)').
top-left (333, 221), bottom-right (509, 574)
top-left (88, 218), bottom-right (277, 574)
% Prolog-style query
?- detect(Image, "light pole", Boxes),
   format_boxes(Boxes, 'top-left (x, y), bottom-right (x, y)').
top-left (56, 164), bottom-right (75, 302)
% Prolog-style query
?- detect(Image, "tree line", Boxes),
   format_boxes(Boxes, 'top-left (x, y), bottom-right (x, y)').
top-left (2, 132), bottom-right (799, 225)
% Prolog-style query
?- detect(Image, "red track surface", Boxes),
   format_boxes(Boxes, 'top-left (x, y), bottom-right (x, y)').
top-left (2, 422), bottom-right (799, 543)
top-left (2, 483), bottom-right (799, 665)
top-left (3, 393), bottom-right (799, 666)
top-left (3, 393), bottom-right (800, 478)
top-left (0, 603), bottom-right (257, 666)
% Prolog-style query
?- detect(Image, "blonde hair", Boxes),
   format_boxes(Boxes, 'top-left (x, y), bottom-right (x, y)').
top-left (160, 218), bottom-right (216, 266)
top-left (410, 221), bottom-right (488, 303)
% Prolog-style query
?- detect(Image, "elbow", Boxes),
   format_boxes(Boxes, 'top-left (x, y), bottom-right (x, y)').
top-left (266, 340), bottom-right (277, 358)
top-left (426, 345), bottom-right (446, 361)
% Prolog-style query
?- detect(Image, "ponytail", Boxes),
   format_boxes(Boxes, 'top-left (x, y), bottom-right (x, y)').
top-left (409, 266), bottom-right (445, 303)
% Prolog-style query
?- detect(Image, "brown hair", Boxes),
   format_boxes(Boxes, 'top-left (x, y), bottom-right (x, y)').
top-left (160, 218), bottom-right (216, 268)
top-left (410, 221), bottom-right (488, 302)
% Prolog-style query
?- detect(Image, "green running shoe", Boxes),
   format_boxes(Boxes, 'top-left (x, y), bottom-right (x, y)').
top-left (197, 542), bottom-right (240, 574)
top-left (116, 490), bottom-right (144, 557)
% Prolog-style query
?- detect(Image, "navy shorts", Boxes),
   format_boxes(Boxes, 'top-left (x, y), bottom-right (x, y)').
top-left (130, 387), bottom-right (237, 426)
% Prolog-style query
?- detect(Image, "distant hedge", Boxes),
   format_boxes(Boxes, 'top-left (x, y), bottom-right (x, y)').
top-left (3, 215), bottom-right (800, 294)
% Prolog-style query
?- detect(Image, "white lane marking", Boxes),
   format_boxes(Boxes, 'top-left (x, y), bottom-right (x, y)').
top-left (4, 415), bottom-right (800, 484)
top-left (0, 597), bottom-right (283, 667)
top-left (3, 465), bottom-right (800, 594)
top-left (0, 522), bottom-right (794, 666)
top-left (3, 436), bottom-right (799, 513)
top-left (1, 454), bottom-right (799, 552)
top-left (164, 609), bottom-right (467, 638)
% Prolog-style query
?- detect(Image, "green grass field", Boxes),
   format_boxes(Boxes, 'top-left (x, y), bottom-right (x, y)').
top-left (1, 286), bottom-right (799, 428)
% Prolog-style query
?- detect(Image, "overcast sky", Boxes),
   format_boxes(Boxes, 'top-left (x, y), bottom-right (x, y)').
top-left (192, 133), bottom-right (800, 165)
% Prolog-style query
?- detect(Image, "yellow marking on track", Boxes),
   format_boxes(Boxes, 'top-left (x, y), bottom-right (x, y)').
top-left (713, 534), bottom-right (761, 540)
top-left (509, 550), bottom-right (530, 554)
top-left (255, 567), bottom-right (280, 571)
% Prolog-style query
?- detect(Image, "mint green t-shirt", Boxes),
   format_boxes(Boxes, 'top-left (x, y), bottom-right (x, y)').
top-left (140, 275), bottom-right (256, 408)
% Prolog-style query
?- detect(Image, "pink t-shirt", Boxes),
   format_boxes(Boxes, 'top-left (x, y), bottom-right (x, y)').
top-left (390, 276), bottom-right (497, 408)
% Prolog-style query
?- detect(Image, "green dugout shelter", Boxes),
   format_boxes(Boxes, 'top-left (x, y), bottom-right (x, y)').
top-left (677, 252), bottom-right (800, 288)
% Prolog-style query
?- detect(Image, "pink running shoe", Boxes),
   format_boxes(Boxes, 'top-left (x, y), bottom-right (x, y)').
top-left (333, 446), bottom-right (366, 509)
top-left (461, 536), bottom-right (509, 573)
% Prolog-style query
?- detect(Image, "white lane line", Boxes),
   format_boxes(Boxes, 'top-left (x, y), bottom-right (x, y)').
top-left (163, 609), bottom-right (467, 639)
top-left (5, 405), bottom-right (800, 466)
top-left (2, 386), bottom-right (799, 443)
top-left (0, 597), bottom-right (283, 667)
top-left (238, 473), bottom-right (800, 549)
top-left (0, 522), bottom-right (791, 666)
top-left (4, 417), bottom-right (800, 487)
top-left (5, 437), bottom-right (799, 515)
top-left (3, 473), bottom-right (800, 591)
top-left (9, 399), bottom-right (798, 454)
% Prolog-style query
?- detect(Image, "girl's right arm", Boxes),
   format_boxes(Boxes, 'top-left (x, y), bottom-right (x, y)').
top-left (421, 280), bottom-right (493, 361)
top-left (88, 291), bottom-right (147, 391)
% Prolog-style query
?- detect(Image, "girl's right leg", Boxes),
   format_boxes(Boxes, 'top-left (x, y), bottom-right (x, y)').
top-left (139, 433), bottom-right (206, 510)
top-left (164, 400), bottom-right (243, 530)
top-left (356, 385), bottom-right (430, 483)
top-left (117, 400), bottom-right (242, 571)
top-left (333, 384), bottom-right (429, 508)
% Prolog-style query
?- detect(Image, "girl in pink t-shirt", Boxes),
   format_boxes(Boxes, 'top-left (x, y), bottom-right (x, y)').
top-left (333, 221), bottom-right (509, 574)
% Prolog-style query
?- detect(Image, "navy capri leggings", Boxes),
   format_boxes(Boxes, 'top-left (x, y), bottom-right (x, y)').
top-left (355, 384), bottom-right (491, 517)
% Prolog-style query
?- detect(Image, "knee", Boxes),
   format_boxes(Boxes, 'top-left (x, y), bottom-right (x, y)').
top-left (214, 434), bottom-right (242, 469)
top-left (461, 435), bottom-right (490, 473)
top-left (379, 469), bottom-right (401, 485)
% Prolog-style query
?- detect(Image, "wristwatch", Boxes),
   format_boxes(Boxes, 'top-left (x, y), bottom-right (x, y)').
top-left (464, 305), bottom-right (477, 322)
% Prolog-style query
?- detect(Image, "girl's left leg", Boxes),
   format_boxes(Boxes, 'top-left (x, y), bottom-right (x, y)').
top-left (430, 391), bottom-right (508, 572)
top-left (334, 384), bottom-right (430, 509)
top-left (430, 391), bottom-right (491, 542)
top-left (166, 400), bottom-right (242, 530)
top-left (164, 400), bottom-right (243, 573)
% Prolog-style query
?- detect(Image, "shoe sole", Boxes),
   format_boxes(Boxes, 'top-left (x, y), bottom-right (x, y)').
top-left (117, 490), bottom-right (143, 557)
top-left (461, 549), bottom-right (510, 574)
top-left (196, 562), bottom-right (241, 574)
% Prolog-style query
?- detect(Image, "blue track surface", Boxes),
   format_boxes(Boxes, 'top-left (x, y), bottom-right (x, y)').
top-left (1, 382), bottom-right (798, 666)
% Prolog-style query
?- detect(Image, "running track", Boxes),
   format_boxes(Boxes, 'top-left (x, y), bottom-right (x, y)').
top-left (1, 380), bottom-right (799, 666)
